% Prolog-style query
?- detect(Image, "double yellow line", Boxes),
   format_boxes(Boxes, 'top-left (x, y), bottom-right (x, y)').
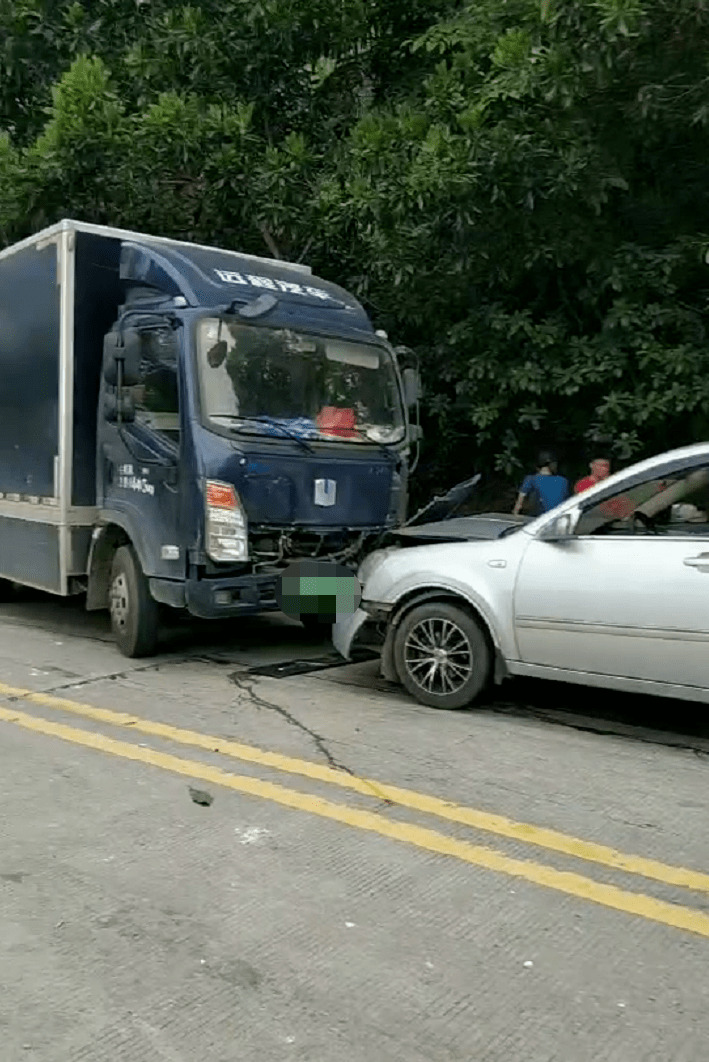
top-left (1, 679), bottom-right (708, 938)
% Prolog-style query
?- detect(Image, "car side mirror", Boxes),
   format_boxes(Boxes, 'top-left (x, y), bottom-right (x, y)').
top-left (538, 509), bottom-right (578, 541)
top-left (402, 367), bottom-right (421, 408)
top-left (103, 328), bottom-right (142, 387)
top-left (408, 423), bottom-right (423, 443)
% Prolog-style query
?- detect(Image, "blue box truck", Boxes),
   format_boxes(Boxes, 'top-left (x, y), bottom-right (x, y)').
top-left (0, 220), bottom-right (420, 657)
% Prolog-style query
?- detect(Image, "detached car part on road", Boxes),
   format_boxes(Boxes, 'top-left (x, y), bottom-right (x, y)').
top-left (334, 443), bottom-right (709, 710)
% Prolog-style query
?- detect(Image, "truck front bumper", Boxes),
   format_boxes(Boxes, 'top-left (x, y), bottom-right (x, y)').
top-left (183, 573), bottom-right (279, 620)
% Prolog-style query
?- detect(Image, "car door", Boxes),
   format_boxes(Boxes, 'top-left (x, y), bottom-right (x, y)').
top-left (513, 461), bottom-right (709, 690)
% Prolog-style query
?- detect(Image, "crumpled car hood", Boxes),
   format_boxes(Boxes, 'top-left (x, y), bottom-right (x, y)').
top-left (393, 512), bottom-right (529, 544)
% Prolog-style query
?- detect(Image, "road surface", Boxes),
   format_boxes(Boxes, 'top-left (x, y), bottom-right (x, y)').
top-left (1, 588), bottom-right (708, 1062)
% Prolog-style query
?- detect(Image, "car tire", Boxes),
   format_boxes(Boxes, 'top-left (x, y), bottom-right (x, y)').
top-left (393, 601), bottom-right (491, 710)
top-left (109, 545), bottom-right (160, 658)
top-left (0, 578), bottom-right (15, 601)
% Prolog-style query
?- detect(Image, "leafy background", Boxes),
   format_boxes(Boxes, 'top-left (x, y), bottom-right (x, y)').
top-left (2, 0), bottom-right (709, 509)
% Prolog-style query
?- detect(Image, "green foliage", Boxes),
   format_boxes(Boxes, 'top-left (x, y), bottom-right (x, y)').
top-left (2, 0), bottom-right (709, 497)
top-left (0, 131), bottom-right (21, 236)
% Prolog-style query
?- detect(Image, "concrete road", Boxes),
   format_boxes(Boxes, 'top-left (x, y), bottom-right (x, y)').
top-left (1, 590), bottom-right (708, 1062)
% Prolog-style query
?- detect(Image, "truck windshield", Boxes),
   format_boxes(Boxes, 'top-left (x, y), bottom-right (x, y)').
top-left (195, 317), bottom-right (406, 444)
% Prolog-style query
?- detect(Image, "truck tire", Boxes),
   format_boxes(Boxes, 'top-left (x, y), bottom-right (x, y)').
top-left (109, 545), bottom-right (159, 658)
top-left (0, 578), bottom-right (14, 601)
top-left (393, 601), bottom-right (491, 710)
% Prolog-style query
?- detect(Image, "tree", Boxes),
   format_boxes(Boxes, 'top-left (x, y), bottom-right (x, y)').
top-left (318, 0), bottom-right (709, 481)
top-left (2, 0), bottom-right (709, 500)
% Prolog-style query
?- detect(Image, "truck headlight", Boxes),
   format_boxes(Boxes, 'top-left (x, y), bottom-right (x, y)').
top-left (205, 480), bottom-right (248, 562)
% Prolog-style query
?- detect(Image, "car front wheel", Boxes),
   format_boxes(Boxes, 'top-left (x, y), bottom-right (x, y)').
top-left (393, 601), bottom-right (491, 710)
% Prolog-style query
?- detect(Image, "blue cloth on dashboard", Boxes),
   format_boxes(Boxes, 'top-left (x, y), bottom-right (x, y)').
top-left (258, 417), bottom-right (320, 439)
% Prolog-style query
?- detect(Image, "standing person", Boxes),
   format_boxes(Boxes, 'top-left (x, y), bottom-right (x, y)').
top-left (512, 451), bottom-right (569, 516)
top-left (574, 456), bottom-right (610, 495)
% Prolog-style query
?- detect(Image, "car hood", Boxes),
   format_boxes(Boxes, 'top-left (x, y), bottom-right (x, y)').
top-left (393, 512), bottom-right (529, 544)
top-left (356, 519), bottom-right (528, 589)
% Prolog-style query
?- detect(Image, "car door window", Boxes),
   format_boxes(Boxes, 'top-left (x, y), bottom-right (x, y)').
top-left (575, 465), bottom-right (709, 538)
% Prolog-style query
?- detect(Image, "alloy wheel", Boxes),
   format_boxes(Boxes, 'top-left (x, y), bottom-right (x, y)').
top-left (403, 616), bottom-right (474, 697)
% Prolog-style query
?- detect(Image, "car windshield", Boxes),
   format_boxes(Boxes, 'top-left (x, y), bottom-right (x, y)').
top-left (195, 317), bottom-right (406, 444)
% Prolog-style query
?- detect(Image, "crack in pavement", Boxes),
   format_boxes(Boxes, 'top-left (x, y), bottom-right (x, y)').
top-left (36, 658), bottom-right (196, 695)
top-left (37, 649), bottom-right (252, 693)
top-left (42, 665), bottom-right (164, 694)
top-left (229, 671), bottom-right (354, 773)
top-left (9, 639), bottom-right (243, 699)
top-left (229, 671), bottom-right (395, 807)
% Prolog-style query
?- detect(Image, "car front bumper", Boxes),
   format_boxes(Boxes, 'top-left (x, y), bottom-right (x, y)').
top-left (332, 600), bottom-right (394, 659)
top-left (332, 606), bottom-right (370, 659)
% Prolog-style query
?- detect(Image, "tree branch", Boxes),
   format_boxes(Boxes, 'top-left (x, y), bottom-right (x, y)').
top-left (258, 221), bottom-right (282, 259)
top-left (297, 236), bottom-right (314, 263)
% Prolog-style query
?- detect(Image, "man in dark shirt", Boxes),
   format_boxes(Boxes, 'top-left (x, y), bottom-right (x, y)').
top-left (513, 452), bottom-right (569, 516)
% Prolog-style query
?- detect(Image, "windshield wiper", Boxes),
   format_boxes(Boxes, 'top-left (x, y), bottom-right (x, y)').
top-left (346, 425), bottom-right (400, 460)
top-left (213, 414), bottom-right (400, 458)
top-left (215, 415), bottom-right (315, 453)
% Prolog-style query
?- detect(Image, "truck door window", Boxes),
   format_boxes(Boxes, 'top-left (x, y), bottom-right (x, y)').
top-left (130, 329), bottom-right (180, 443)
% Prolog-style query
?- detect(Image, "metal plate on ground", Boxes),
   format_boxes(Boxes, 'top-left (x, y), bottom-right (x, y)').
top-left (246, 649), bottom-right (377, 679)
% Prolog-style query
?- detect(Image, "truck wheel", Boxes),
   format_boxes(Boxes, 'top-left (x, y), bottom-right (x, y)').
top-left (109, 545), bottom-right (159, 658)
top-left (393, 602), bottom-right (491, 710)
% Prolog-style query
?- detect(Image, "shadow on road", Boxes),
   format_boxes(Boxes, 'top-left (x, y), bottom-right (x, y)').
top-left (485, 677), bottom-right (709, 753)
top-left (0, 584), bottom-right (328, 656)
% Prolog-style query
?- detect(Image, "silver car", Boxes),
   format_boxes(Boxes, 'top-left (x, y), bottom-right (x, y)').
top-left (333, 443), bottom-right (709, 709)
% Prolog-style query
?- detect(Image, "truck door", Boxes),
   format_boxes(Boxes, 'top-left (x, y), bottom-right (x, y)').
top-left (100, 325), bottom-right (183, 580)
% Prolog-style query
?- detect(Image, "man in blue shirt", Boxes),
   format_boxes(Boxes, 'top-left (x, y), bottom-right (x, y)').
top-left (512, 451), bottom-right (569, 516)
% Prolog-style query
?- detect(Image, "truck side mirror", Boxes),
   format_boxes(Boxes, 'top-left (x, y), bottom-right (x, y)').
top-left (402, 367), bottom-right (421, 408)
top-left (103, 328), bottom-right (142, 387)
top-left (104, 392), bottom-right (135, 424)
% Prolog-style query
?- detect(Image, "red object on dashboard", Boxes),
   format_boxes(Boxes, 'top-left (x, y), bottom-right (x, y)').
top-left (317, 406), bottom-right (359, 438)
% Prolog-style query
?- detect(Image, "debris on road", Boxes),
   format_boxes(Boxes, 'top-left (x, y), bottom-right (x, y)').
top-left (188, 786), bottom-right (214, 807)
